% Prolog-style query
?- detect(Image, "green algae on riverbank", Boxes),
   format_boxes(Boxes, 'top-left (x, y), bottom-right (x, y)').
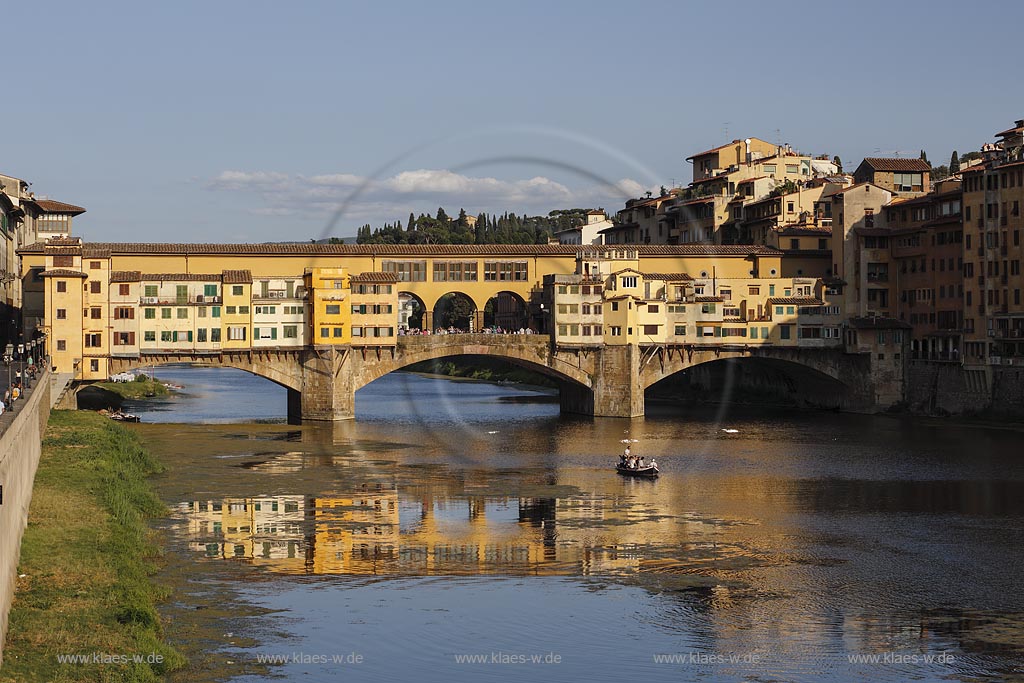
top-left (0, 411), bottom-right (185, 683)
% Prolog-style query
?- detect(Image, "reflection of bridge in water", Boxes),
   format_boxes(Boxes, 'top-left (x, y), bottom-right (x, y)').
top-left (109, 334), bottom-right (879, 422)
top-left (176, 478), bottom-right (735, 577)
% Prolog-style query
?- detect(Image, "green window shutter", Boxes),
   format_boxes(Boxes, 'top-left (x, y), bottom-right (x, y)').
top-left (271, 328), bottom-right (277, 340)
top-left (188, 331), bottom-right (193, 342)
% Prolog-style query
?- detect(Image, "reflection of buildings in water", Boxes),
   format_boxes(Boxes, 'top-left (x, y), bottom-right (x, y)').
top-left (176, 475), bottom-right (703, 577)
top-left (180, 495), bottom-right (308, 573)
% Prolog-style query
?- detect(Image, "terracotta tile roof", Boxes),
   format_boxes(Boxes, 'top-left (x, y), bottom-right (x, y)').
top-left (44, 246), bottom-right (81, 256)
top-left (351, 272), bottom-right (400, 283)
top-left (737, 176), bottom-right (766, 184)
top-left (695, 296), bottom-right (724, 302)
top-left (996, 124), bottom-right (1024, 137)
top-left (685, 139), bottom-right (754, 161)
top-left (776, 225), bottom-right (832, 236)
top-left (767, 297), bottom-right (824, 306)
top-left (32, 198), bottom-right (86, 214)
top-left (82, 246), bottom-right (111, 258)
top-left (132, 273), bottom-right (222, 282)
top-left (690, 174), bottom-right (728, 185)
top-left (19, 242), bottom-right (785, 258)
top-left (676, 196), bottom-right (717, 206)
top-left (43, 236), bottom-right (80, 246)
top-left (641, 272), bottom-right (692, 281)
top-left (222, 269), bottom-right (252, 284)
top-left (109, 271), bottom-right (142, 282)
top-left (861, 157), bottom-right (932, 172)
top-left (39, 269), bottom-right (88, 278)
top-left (847, 316), bottom-right (910, 330)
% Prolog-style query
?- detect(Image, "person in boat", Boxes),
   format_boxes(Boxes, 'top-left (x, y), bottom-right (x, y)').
top-left (649, 457), bottom-right (658, 470)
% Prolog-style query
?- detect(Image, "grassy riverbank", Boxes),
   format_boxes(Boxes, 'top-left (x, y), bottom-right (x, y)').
top-left (94, 376), bottom-right (170, 400)
top-left (0, 411), bottom-right (184, 682)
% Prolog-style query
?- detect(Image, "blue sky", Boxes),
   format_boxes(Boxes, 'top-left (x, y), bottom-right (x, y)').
top-left (5, 0), bottom-right (1022, 242)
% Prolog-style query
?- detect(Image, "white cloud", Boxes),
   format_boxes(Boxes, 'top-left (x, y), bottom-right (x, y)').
top-left (205, 167), bottom-right (649, 231)
top-left (208, 170), bottom-right (289, 191)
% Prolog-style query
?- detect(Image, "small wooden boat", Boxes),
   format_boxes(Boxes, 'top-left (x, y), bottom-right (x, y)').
top-left (109, 410), bottom-right (141, 423)
top-left (615, 463), bottom-right (659, 478)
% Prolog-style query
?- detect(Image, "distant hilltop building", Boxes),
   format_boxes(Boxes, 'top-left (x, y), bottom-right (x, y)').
top-left (852, 157), bottom-right (932, 196)
top-left (555, 209), bottom-right (611, 245)
top-left (601, 137), bottom-right (843, 253)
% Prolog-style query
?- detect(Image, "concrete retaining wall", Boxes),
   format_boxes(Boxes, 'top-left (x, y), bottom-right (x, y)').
top-left (0, 371), bottom-right (52, 665)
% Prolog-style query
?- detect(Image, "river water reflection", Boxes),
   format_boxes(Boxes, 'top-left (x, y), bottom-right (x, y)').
top-left (131, 366), bottom-right (1024, 682)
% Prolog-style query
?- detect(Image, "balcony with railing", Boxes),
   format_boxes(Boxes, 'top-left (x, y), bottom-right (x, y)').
top-left (253, 288), bottom-right (306, 301)
top-left (139, 295), bottom-right (222, 305)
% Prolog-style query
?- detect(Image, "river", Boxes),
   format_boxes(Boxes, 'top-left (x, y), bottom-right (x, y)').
top-left (124, 365), bottom-right (1024, 682)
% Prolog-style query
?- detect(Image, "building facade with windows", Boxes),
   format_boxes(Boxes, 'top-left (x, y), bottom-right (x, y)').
top-left (961, 119), bottom-right (1024, 372)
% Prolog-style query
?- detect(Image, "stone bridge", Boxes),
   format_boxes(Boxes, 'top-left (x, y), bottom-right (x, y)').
top-left (104, 334), bottom-right (890, 421)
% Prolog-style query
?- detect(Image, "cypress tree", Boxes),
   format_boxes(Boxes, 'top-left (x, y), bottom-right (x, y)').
top-left (950, 151), bottom-right (960, 174)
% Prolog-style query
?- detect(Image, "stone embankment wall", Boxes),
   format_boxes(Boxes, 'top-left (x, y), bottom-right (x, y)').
top-left (0, 372), bottom-right (51, 665)
top-left (906, 363), bottom-right (1024, 416)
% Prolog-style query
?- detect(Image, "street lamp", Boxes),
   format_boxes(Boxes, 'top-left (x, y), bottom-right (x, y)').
top-left (3, 344), bottom-right (12, 407)
top-left (17, 343), bottom-right (24, 395)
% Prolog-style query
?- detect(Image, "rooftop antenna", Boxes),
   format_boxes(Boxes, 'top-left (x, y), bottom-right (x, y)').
top-left (722, 122), bottom-right (730, 140)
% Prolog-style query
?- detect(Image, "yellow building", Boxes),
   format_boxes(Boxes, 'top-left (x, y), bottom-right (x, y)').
top-left (548, 264), bottom-right (842, 348)
top-left (306, 267), bottom-right (350, 344)
top-left (41, 245), bottom-right (89, 377)
top-left (22, 239), bottom-right (845, 377)
top-left (221, 270), bottom-right (252, 349)
top-left (349, 272), bottom-right (399, 345)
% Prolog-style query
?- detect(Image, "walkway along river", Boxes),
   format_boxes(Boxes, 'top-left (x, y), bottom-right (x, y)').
top-left (124, 365), bottom-right (1024, 682)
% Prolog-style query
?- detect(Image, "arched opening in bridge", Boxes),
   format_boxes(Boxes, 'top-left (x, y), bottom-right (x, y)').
top-left (78, 364), bottom-right (290, 422)
top-left (646, 356), bottom-right (852, 412)
top-left (356, 354), bottom-right (565, 422)
top-left (398, 291), bottom-right (426, 331)
top-left (483, 291), bottom-right (529, 332)
top-left (433, 292), bottom-right (477, 332)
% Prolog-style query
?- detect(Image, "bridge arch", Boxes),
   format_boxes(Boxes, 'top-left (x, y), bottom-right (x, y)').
top-left (431, 291), bottom-right (482, 332)
top-left (398, 291), bottom-right (427, 330)
top-left (354, 336), bottom-right (593, 395)
top-left (483, 290), bottom-right (529, 331)
top-left (107, 351), bottom-right (305, 392)
top-left (641, 346), bottom-right (859, 409)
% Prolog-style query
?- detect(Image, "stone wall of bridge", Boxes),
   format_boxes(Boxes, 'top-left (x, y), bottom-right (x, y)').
top-left (96, 337), bottom-right (896, 420)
